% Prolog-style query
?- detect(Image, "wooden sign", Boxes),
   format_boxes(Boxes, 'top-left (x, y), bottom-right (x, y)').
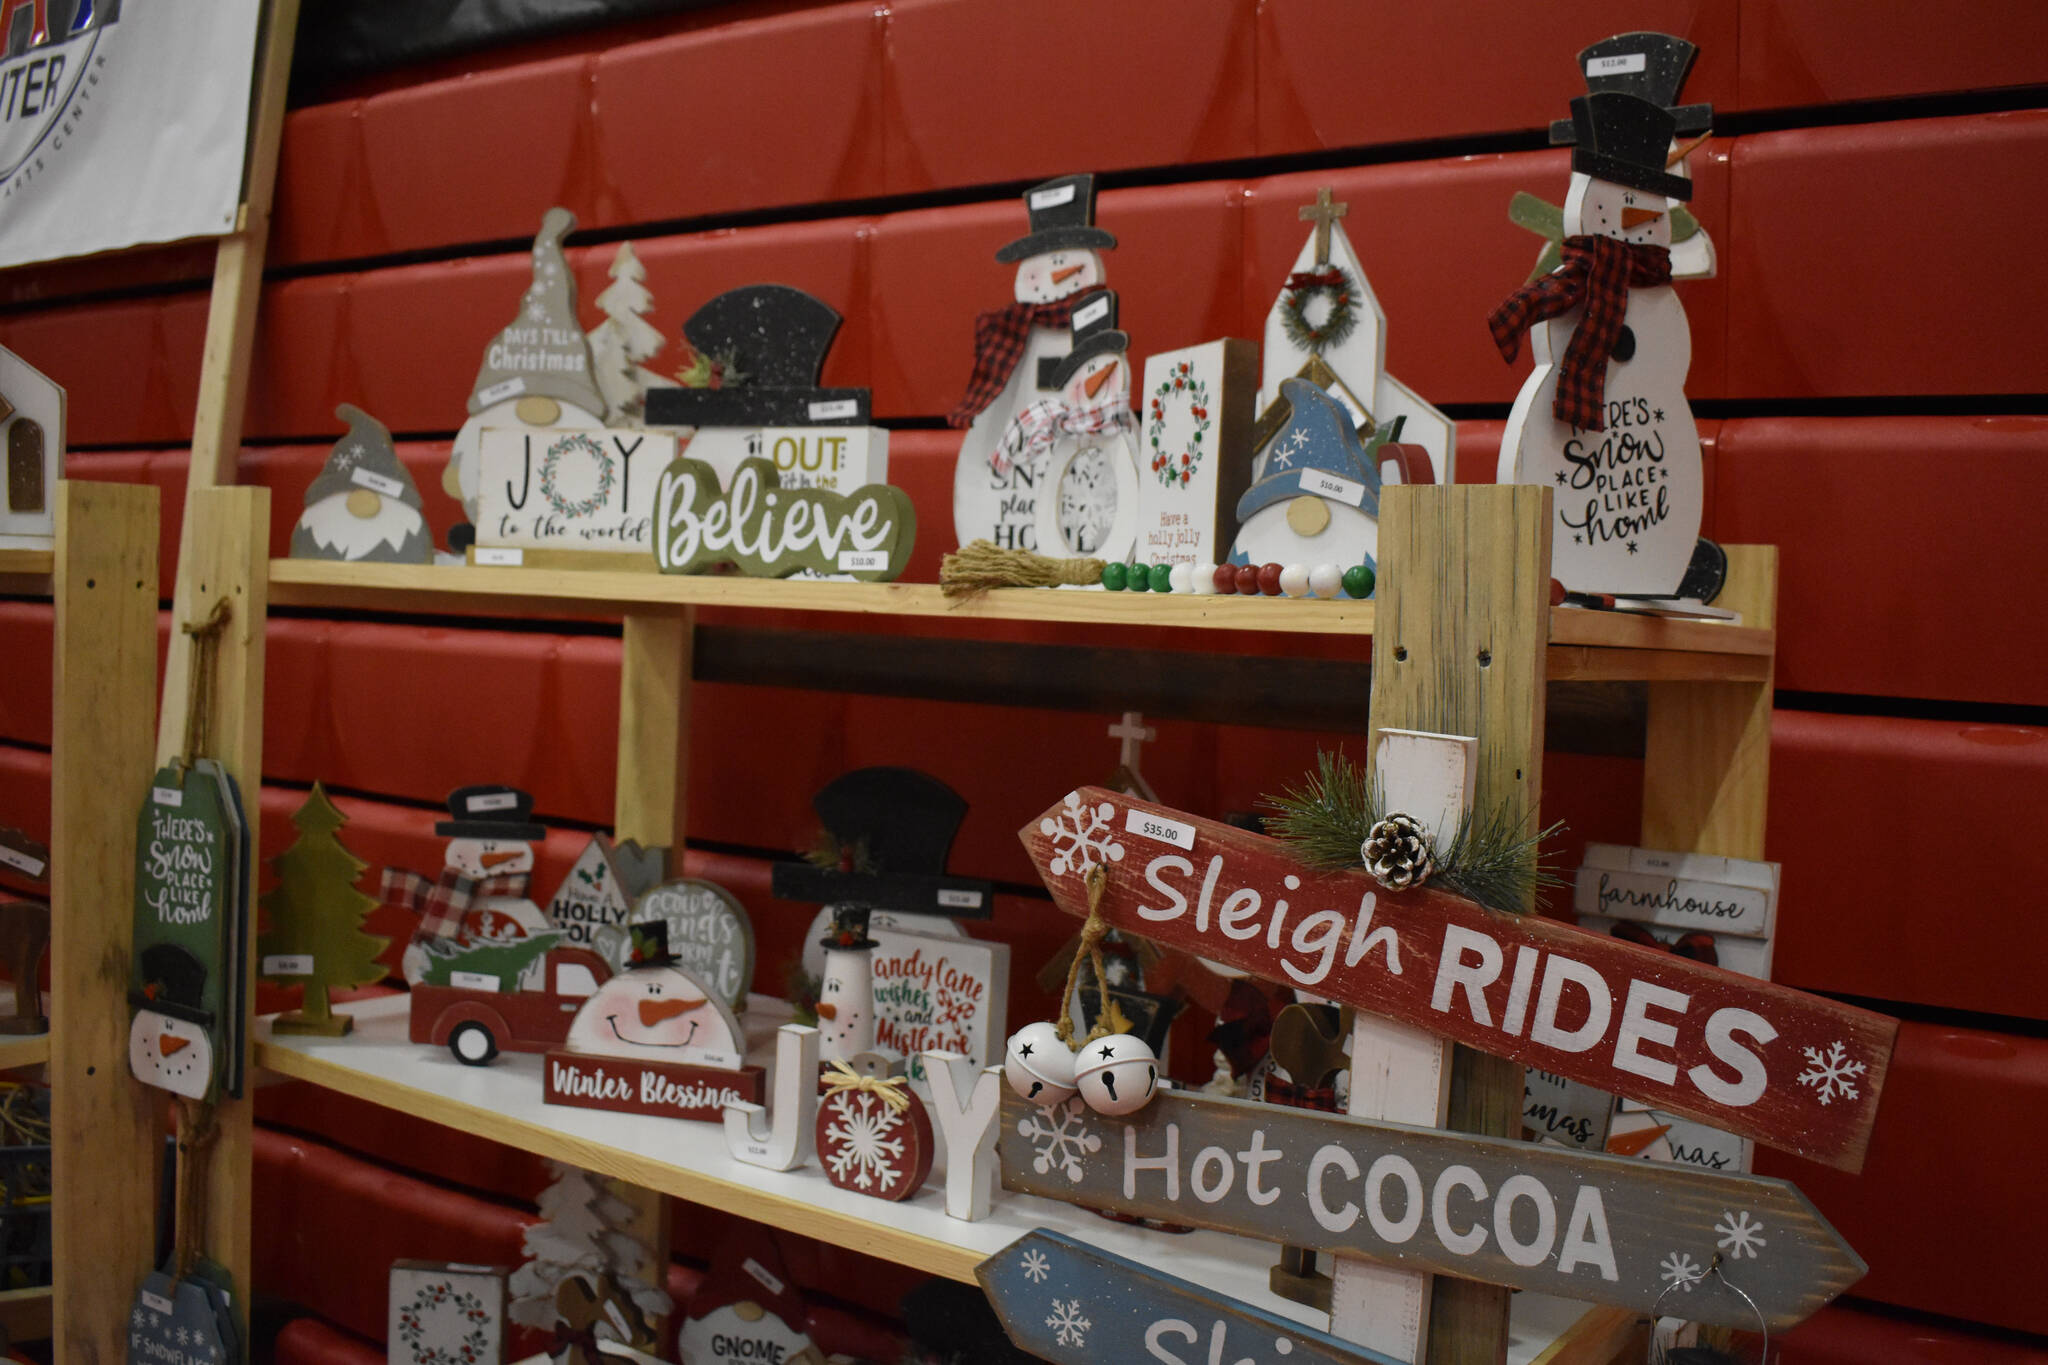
top-left (129, 762), bottom-right (238, 1102)
top-left (543, 1050), bottom-right (764, 1122)
top-left (676, 425), bottom-right (889, 495)
top-left (390, 1260), bottom-right (508, 1365)
top-left (653, 455), bottom-right (915, 581)
top-left (613, 877), bottom-right (755, 1009)
top-left (816, 1075), bottom-right (934, 1201)
top-left (999, 1087), bottom-right (1864, 1330)
top-left (1523, 1068), bottom-right (1613, 1150)
top-left (1021, 787), bottom-right (1897, 1172)
top-left (477, 427), bottom-right (676, 554)
top-left (979, 1230), bottom-right (1401, 1365)
top-left (128, 1268), bottom-right (237, 1365)
top-left (1575, 843), bottom-right (1779, 940)
top-left (1134, 339), bottom-right (1258, 569)
top-left (0, 343), bottom-right (61, 549)
top-left (869, 924), bottom-right (1009, 1081)
top-left (547, 835), bottom-right (637, 947)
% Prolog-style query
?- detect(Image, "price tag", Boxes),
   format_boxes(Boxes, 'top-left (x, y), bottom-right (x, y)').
top-left (0, 845), bottom-right (43, 878)
top-left (1072, 294), bottom-right (1111, 329)
top-left (152, 785), bottom-right (183, 808)
top-left (349, 466), bottom-right (404, 497)
top-left (937, 888), bottom-right (985, 910)
top-left (743, 1257), bottom-right (787, 1296)
top-left (468, 792), bottom-right (517, 813)
top-left (450, 971), bottom-right (500, 992)
top-left (808, 398), bottom-right (859, 422)
top-left (1587, 52), bottom-right (1647, 75)
top-left (1124, 808), bottom-right (1195, 850)
top-left (1300, 468), bottom-right (1367, 507)
top-left (262, 954), bottom-right (314, 976)
top-left (475, 377), bottom-right (527, 406)
top-left (446, 1262), bottom-right (493, 1274)
top-left (142, 1290), bottom-right (175, 1315)
top-left (1029, 183), bottom-right (1077, 210)
top-left (473, 546), bottom-right (523, 566)
top-left (838, 549), bottom-right (888, 573)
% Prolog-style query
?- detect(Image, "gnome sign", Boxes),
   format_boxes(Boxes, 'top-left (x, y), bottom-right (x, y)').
top-left (1491, 89), bottom-right (1707, 596)
top-left (291, 405), bottom-right (432, 564)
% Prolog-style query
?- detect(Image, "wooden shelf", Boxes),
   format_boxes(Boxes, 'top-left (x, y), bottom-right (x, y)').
top-left (260, 996), bottom-right (1623, 1365)
top-left (0, 1034), bottom-right (47, 1071)
top-left (0, 548), bottom-right (53, 598)
top-left (0, 1284), bottom-right (51, 1344)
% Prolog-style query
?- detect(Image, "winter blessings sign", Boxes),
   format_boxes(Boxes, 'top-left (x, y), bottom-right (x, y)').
top-left (477, 428), bottom-right (676, 553)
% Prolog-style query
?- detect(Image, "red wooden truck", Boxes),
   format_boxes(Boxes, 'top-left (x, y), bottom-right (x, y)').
top-left (409, 943), bottom-right (613, 1065)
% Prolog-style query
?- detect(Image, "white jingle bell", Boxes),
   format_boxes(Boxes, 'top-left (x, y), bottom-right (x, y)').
top-left (1074, 1032), bottom-right (1159, 1116)
top-left (1278, 564), bottom-right (1311, 598)
top-left (1307, 563), bottom-right (1343, 599)
top-left (1004, 1021), bottom-right (1078, 1106)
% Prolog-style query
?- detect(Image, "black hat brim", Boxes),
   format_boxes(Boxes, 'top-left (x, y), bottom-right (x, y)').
top-left (435, 819), bottom-right (548, 840)
top-left (1551, 102), bottom-right (1712, 145)
top-left (771, 861), bottom-right (996, 921)
top-left (995, 225), bottom-right (1118, 264)
top-left (130, 991), bottom-right (214, 1028)
top-left (1049, 330), bottom-right (1131, 390)
top-left (1570, 148), bottom-right (1694, 202)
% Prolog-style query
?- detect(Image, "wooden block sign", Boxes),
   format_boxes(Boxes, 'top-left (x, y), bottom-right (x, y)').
top-left (1021, 788), bottom-right (1897, 1172)
top-left (1575, 843), bottom-right (1780, 940)
top-left (543, 1050), bottom-right (765, 1122)
top-left (1134, 339), bottom-right (1257, 568)
top-left (608, 878), bottom-right (755, 1010)
top-left (477, 427), bottom-right (676, 554)
top-left (673, 425), bottom-right (888, 495)
top-left (999, 1088), bottom-right (1864, 1330)
top-left (389, 1260), bottom-right (508, 1365)
top-left (978, 1230), bottom-right (1403, 1365)
top-left (870, 924), bottom-right (1008, 1081)
top-left (653, 455), bottom-right (915, 581)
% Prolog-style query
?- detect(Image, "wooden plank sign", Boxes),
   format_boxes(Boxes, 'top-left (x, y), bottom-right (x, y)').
top-left (1574, 843), bottom-right (1780, 940)
top-left (543, 1050), bottom-right (764, 1122)
top-left (978, 1230), bottom-right (1401, 1365)
top-left (999, 1088), bottom-right (1864, 1330)
top-left (653, 455), bottom-right (915, 581)
top-left (477, 428), bottom-right (677, 554)
top-left (1021, 788), bottom-right (1897, 1171)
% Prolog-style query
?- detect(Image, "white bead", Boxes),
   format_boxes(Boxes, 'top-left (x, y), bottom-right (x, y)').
top-left (1074, 1032), bottom-right (1160, 1116)
top-left (1168, 563), bottom-right (1194, 595)
top-left (1191, 563), bottom-right (1218, 595)
top-left (1308, 564), bottom-right (1343, 598)
top-left (1279, 564), bottom-right (1311, 598)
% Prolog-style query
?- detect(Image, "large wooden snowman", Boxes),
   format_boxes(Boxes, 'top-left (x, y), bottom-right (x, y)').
top-left (949, 173), bottom-right (1116, 553)
top-left (1493, 91), bottom-right (1704, 596)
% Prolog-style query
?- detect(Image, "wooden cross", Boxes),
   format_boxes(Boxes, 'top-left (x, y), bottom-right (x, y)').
top-left (1299, 187), bottom-right (1348, 266)
top-left (1108, 711), bottom-right (1155, 774)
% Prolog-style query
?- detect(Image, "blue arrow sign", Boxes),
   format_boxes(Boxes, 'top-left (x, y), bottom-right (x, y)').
top-left (977, 1229), bottom-right (1401, 1365)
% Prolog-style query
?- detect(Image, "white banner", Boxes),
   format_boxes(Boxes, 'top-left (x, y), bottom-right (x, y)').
top-left (0, 0), bottom-right (265, 269)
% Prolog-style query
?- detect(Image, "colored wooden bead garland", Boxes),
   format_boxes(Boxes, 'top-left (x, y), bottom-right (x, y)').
top-left (1100, 560), bottom-right (1376, 599)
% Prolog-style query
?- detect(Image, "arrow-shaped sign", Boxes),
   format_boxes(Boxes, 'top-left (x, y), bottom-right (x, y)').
top-left (978, 1229), bottom-right (1402, 1365)
top-left (1021, 788), bottom-right (1897, 1172)
top-left (1001, 1090), bottom-right (1864, 1331)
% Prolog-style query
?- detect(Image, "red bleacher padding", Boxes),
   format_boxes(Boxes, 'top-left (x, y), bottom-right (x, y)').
top-left (1737, 0), bottom-right (2048, 110)
top-left (1779, 1301), bottom-right (2048, 1365)
top-left (270, 1317), bottom-right (383, 1365)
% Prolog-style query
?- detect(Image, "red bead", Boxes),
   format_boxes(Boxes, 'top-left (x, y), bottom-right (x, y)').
top-left (1212, 564), bottom-right (1239, 594)
top-left (1233, 565), bottom-right (1260, 595)
top-left (1257, 563), bottom-right (1284, 596)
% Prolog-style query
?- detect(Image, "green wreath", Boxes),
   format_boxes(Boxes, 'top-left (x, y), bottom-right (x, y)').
top-left (394, 1283), bottom-right (492, 1364)
top-left (540, 432), bottom-right (615, 520)
top-left (1146, 361), bottom-right (1211, 489)
top-left (1279, 265), bottom-right (1360, 354)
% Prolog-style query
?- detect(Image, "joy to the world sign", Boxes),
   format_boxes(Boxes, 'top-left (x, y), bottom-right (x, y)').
top-left (1022, 789), bottom-right (1896, 1171)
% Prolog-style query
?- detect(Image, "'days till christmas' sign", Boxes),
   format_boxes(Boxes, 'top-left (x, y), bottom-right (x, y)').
top-left (1021, 789), bottom-right (1897, 1171)
top-left (999, 1088), bottom-right (1863, 1330)
top-left (477, 427), bottom-right (676, 554)
top-left (653, 455), bottom-right (915, 580)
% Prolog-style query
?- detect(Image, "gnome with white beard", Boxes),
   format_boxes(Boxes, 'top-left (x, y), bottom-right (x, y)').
top-left (291, 403), bottom-right (432, 563)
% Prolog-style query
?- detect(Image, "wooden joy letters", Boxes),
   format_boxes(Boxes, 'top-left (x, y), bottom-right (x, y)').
top-left (1022, 788), bottom-right (1897, 1172)
top-left (653, 455), bottom-right (915, 581)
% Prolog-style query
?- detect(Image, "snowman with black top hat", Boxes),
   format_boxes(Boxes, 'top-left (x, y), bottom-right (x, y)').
top-left (999, 288), bottom-right (1139, 562)
top-left (384, 784), bottom-right (555, 988)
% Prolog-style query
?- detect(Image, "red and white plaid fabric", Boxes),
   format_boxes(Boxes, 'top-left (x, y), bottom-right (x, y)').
top-left (989, 393), bottom-right (1135, 475)
top-left (945, 297), bottom-right (1081, 428)
top-left (380, 866), bottom-right (530, 940)
top-left (1487, 234), bottom-right (1672, 432)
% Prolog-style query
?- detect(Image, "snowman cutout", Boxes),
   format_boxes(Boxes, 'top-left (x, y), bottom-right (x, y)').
top-left (392, 785), bottom-right (554, 988)
top-left (1022, 290), bottom-right (1140, 561)
top-left (291, 403), bottom-right (432, 564)
top-left (1492, 90), bottom-right (1705, 596)
top-left (815, 904), bottom-right (879, 1069)
top-left (564, 922), bottom-right (743, 1069)
top-left (950, 173), bottom-right (1117, 554)
top-left (128, 943), bottom-right (217, 1100)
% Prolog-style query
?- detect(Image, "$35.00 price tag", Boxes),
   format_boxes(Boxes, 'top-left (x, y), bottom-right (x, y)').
top-left (1124, 808), bottom-right (1195, 850)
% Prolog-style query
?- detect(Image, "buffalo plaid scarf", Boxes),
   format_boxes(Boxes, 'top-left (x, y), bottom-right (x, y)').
top-left (990, 392), bottom-right (1135, 475)
top-left (946, 296), bottom-right (1081, 428)
top-left (381, 865), bottom-right (531, 940)
top-left (1487, 234), bottom-right (1671, 432)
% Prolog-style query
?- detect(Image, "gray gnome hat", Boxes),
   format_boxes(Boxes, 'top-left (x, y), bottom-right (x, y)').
top-left (305, 404), bottom-right (423, 511)
top-left (466, 206), bottom-right (609, 420)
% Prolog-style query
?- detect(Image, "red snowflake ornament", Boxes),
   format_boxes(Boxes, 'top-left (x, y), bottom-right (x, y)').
top-left (814, 1075), bottom-right (934, 1203)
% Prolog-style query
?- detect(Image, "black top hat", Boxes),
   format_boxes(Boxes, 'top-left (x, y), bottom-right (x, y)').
top-left (1551, 32), bottom-right (1712, 144)
top-left (995, 173), bottom-right (1118, 264)
top-left (1568, 92), bottom-right (1693, 202)
top-left (819, 904), bottom-right (878, 952)
top-left (130, 943), bottom-right (213, 1026)
top-left (624, 920), bottom-right (679, 969)
top-left (1048, 290), bottom-right (1130, 390)
top-left (769, 767), bottom-right (997, 920)
top-left (643, 283), bottom-right (870, 428)
top-left (436, 784), bottom-right (547, 841)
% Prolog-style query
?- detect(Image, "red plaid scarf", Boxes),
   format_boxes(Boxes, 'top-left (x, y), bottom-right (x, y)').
top-left (1487, 234), bottom-right (1672, 432)
top-left (945, 297), bottom-right (1081, 428)
top-left (381, 865), bottom-right (531, 940)
top-left (990, 392), bottom-right (1135, 475)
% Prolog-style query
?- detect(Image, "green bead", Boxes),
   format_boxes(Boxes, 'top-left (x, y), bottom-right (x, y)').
top-left (1127, 565), bottom-right (1150, 591)
top-left (1342, 564), bottom-right (1375, 599)
top-left (1101, 562), bottom-right (1127, 591)
top-left (1148, 563), bottom-right (1174, 592)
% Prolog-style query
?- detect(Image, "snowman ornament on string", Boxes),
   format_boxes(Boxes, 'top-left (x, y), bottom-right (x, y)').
top-left (1491, 89), bottom-right (1707, 597)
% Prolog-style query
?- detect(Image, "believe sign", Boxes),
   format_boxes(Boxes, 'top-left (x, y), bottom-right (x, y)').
top-left (1022, 789), bottom-right (1896, 1171)
top-left (999, 1089), bottom-right (1864, 1330)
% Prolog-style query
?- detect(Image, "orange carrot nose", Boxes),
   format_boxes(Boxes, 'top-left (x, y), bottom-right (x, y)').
top-left (1083, 361), bottom-right (1118, 398)
top-left (1605, 1123), bottom-right (1671, 1157)
top-left (1620, 206), bottom-right (1664, 229)
top-left (480, 850), bottom-right (522, 868)
top-left (638, 997), bottom-right (700, 1027)
top-left (1051, 265), bottom-right (1085, 284)
top-left (160, 1034), bottom-right (191, 1057)
top-left (814, 1002), bottom-right (838, 1021)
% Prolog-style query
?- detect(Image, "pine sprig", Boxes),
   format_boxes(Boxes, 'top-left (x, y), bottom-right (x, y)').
top-left (1260, 749), bottom-right (1562, 915)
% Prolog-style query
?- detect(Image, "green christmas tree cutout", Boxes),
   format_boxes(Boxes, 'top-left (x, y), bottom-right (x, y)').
top-left (259, 784), bottom-right (389, 1036)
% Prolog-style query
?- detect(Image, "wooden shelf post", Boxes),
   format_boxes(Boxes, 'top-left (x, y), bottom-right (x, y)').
top-left (50, 481), bottom-right (163, 1358)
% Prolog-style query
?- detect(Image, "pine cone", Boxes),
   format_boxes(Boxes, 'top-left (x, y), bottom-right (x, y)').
top-left (1362, 813), bottom-right (1434, 890)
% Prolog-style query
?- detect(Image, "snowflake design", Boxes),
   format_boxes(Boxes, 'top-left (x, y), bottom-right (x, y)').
top-left (1046, 1298), bottom-right (1092, 1348)
top-left (1716, 1210), bottom-right (1766, 1260)
top-left (131, 1308), bottom-right (144, 1328)
top-left (1020, 1248), bottom-right (1051, 1284)
top-left (824, 1091), bottom-right (908, 1193)
top-left (1041, 790), bottom-right (1124, 880)
top-left (1016, 1097), bottom-right (1103, 1183)
top-left (176, 1325), bottom-right (190, 1345)
top-left (1659, 1252), bottom-right (1705, 1292)
top-left (1797, 1040), bottom-right (1867, 1106)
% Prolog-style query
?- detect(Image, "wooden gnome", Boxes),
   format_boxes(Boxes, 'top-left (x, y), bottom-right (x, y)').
top-left (290, 404), bottom-right (431, 564)
top-left (675, 1225), bottom-right (826, 1365)
top-left (257, 783), bottom-right (390, 1036)
top-left (1228, 377), bottom-right (1393, 576)
top-left (949, 172), bottom-right (1119, 553)
top-left (445, 208), bottom-right (611, 551)
top-left (1490, 88), bottom-right (1708, 596)
top-left (381, 785), bottom-right (553, 987)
